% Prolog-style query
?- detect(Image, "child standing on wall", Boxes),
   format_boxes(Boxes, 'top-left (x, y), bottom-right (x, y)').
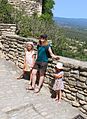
top-left (17, 42), bottom-right (35, 85)
top-left (53, 62), bottom-right (64, 103)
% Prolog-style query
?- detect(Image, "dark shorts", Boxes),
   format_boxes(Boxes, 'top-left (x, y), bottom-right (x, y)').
top-left (33, 62), bottom-right (48, 75)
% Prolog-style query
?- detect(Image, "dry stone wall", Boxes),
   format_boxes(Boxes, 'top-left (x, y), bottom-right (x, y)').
top-left (0, 35), bottom-right (37, 68)
top-left (0, 24), bottom-right (87, 115)
top-left (8, 0), bottom-right (42, 16)
top-left (0, 24), bottom-right (16, 35)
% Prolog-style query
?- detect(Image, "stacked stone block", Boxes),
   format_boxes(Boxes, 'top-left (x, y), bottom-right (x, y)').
top-left (8, 0), bottom-right (42, 16)
top-left (1, 35), bottom-right (37, 69)
top-left (0, 24), bottom-right (16, 35)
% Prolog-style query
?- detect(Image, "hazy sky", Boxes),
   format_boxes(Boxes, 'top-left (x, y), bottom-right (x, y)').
top-left (53, 0), bottom-right (87, 18)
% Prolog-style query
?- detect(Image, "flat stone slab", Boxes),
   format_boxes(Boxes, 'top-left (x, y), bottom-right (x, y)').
top-left (0, 58), bottom-right (87, 119)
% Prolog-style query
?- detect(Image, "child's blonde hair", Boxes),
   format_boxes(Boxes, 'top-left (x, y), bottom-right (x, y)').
top-left (26, 42), bottom-right (34, 50)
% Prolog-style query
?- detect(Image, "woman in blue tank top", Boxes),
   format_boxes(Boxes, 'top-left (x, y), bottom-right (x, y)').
top-left (28, 34), bottom-right (59, 93)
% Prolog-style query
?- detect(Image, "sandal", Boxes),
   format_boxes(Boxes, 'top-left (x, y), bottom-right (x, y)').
top-left (26, 85), bottom-right (34, 90)
top-left (17, 77), bottom-right (22, 80)
top-left (34, 86), bottom-right (40, 93)
top-left (58, 101), bottom-right (61, 104)
top-left (54, 98), bottom-right (58, 101)
top-left (17, 74), bottom-right (23, 80)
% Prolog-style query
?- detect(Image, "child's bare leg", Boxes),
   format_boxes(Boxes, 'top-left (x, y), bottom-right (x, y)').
top-left (28, 70), bottom-right (32, 85)
top-left (17, 72), bottom-right (24, 79)
top-left (31, 69), bottom-right (37, 89)
top-left (55, 91), bottom-right (58, 100)
top-left (26, 70), bottom-right (37, 90)
top-left (58, 90), bottom-right (62, 102)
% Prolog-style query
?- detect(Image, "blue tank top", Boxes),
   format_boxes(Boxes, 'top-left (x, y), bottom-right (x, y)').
top-left (36, 44), bottom-right (50, 62)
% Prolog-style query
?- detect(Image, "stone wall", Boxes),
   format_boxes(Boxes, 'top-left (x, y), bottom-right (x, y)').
top-left (0, 24), bottom-right (16, 35)
top-left (8, 0), bottom-right (42, 16)
top-left (0, 34), bottom-right (87, 115)
top-left (0, 35), bottom-right (37, 68)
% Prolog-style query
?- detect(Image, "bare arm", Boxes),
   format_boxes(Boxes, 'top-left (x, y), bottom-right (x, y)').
top-left (23, 50), bottom-right (26, 70)
top-left (32, 54), bottom-right (35, 67)
top-left (54, 73), bottom-right (63, 79)
top-left (48, 47), bottom-right (60, 60)
top-left (35, 53), bottom-right (38, 60)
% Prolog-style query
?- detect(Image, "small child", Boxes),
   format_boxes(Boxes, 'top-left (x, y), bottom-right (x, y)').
top-left (17, 42), bottom-right (35, 86)
top-left (53, 62), bottom-right (64, 103)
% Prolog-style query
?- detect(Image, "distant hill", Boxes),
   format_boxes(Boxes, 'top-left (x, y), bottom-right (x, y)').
top-left (54, 17), bottom-right (87, 30)
top-left (53, 17), bottom-right (87, 61)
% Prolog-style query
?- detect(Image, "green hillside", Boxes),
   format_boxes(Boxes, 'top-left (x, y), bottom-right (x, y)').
top-left (59, 27), bottom-right (87, 42)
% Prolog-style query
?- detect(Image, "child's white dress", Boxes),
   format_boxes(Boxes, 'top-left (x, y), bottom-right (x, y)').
top-left (53, 71), bottom-right (64, 91)
top-left (24, 50), bottom-right (35, 71)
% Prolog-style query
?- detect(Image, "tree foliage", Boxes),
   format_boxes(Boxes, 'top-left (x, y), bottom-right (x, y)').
top-left (42, 0), bottom-right (55, 20)
top-left (0, 0), bottom-right (14, 23)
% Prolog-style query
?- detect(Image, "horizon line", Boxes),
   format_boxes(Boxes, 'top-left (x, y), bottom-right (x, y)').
top-left (53, 16), bottom-right (87, 19)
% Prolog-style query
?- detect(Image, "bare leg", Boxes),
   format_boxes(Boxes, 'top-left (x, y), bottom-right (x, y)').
top-left (28, 70), bottom-right (32, 85)
top-left (38, 70), bottom-right (45, 89)
top-left (26, 69), bottom-right (37, 90)
top-left (38, 75), bottom-right (44, 88)
top-left (31, 69), bottom-right (37, 89)
top-left (58, 90), bottom-right (62, 102)
top-left (55, 91), bottom-right (58, 101)
top-left (34, 73), bottom-right (44, 93)
top-left (17, 72), bottom-right (24, 80)
top-left (26, 71), bottom-right (33, 90)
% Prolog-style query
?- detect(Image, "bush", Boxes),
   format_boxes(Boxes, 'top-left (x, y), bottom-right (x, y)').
top-left (0, 0), bottom-right (14, 23)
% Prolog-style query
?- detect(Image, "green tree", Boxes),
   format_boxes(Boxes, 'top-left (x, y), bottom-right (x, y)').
top-left (42, 0), bottom-right (55, 19)
top-left (0, 0), bottom-right (14, 23)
